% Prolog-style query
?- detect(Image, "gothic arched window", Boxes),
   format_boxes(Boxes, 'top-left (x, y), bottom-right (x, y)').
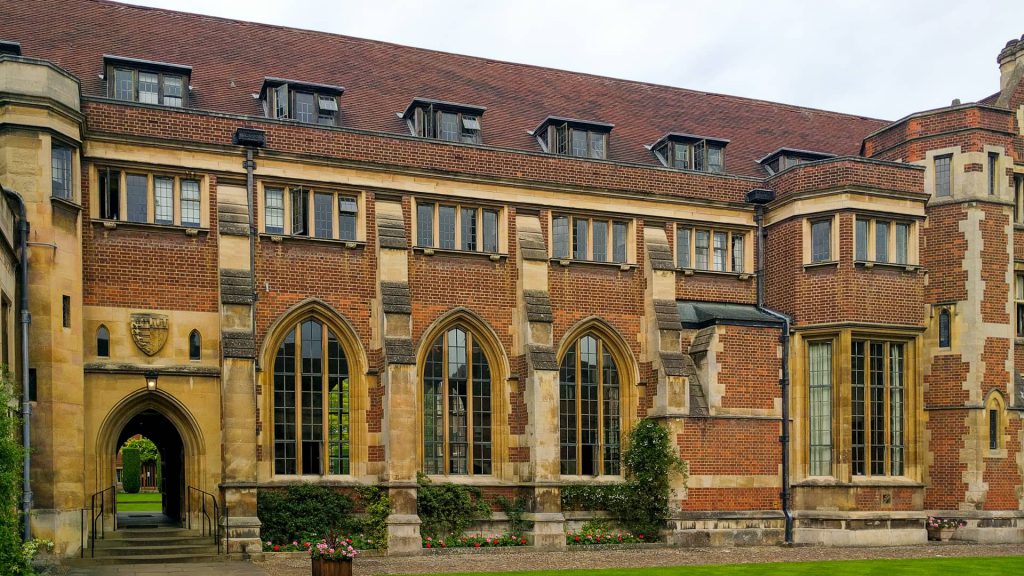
top-left (273, 319), bottom-right (350, 475)
top-left (938, 309), bottom-right (951, 348)
top-left (97, 325), bottom-right (110, 357)
top-left (559, 334), bottom-right (621, 476)
top-left (189, 329), bottom-right (201, 360)
top-left (423, 326), bottom-right (492, 475)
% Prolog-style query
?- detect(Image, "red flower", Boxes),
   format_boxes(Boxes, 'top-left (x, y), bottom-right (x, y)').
top-left (474, 542), bottom-right (481, 548)
top-left (272, 545), bottom-right (280, 551)
top-left (425, 543), bottom-right (432, 548)
top-left (638, 534), bottom-right (644, 540)
top-left (574, 536), bottom-right (580, 542)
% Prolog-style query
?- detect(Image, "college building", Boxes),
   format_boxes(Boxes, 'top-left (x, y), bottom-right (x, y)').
top-left (0, 0), bottom-right (1023, 557)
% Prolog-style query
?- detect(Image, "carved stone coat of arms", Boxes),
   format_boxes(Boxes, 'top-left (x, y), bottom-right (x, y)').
top-left (130, 313), bottom-right (169, 356)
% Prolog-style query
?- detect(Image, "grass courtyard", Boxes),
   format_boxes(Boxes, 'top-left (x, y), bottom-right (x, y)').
top-left (412, 556), bottom-right (1024, 576)
top-left (115, 492), bottom-right (162, 512)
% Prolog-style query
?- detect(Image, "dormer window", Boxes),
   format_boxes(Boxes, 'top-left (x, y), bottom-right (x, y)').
top-left (401, 98), bottom-right (485, 144)
top-left (758, 148), bottom-right (835, 175)
top-left (651, 133), bottom-right (728, 174)
top-left (261, 77), bottom-right (344, 126)
top-left (533, 117), bottom-right (612, 160)
top-left (104, 55), bottom-right (191, 108)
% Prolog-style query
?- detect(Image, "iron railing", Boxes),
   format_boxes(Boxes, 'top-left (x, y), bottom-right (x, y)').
top-left (84, 485), bottom-right (115, 558)
top-left (186, 485), bottom-right (221, 554)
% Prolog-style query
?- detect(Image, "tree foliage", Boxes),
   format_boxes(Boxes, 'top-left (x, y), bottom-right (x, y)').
top-left (0, 376), bottom-right (27, 574)
top-left (121, 437), bottom-right (158, 464)
top-left (121, 447), bottom-right (141, 494)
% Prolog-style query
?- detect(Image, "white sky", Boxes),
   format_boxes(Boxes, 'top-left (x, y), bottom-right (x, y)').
top-left (123, 0), bottom-right (1024, 120)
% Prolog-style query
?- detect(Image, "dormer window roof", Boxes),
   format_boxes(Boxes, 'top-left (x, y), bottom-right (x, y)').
top-left (532, 116), bottom-right (613, 160)
top-left (103, 54), bottom-right (192, 108)
top-left (400, 98), bottom-right (486, 144)
top-left (260, 77), bottom-right (345, 127)
top-left (650, 132), bottom-right (728, 173)
top-left (758, 147), bottom-right (835, 175)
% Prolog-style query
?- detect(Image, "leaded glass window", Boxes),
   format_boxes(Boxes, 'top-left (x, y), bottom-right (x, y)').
top-left (559, 334), bottom-right (621, 476)
top-left (808, 342), bottom-right (832, 476)
top-left (423, 327), bottom-right (492, 475)
top-left (273, 319), bottom-right (350, 475)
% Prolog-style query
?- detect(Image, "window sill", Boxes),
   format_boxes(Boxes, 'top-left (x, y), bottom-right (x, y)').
top-left (794, 477), bottom-right (925, 488)
top-left (678, 268), bottom-right (752, 280)
top-left (91, 219), bottom-right (208, 235)
top-left (413, 246), bottom-right (506, 261)
top-left (985, 448), bottom-right (1008, 459)
top-left (549, 258), bottom-right (635, 271)
top-left (51, 195), bottom-right (82, 214)
top-left (260, 233), bottom-right (364, 249)
top-left (803, 260), bottom-right (839, 270)
top-left (854, 260), bottom-right (921, 273)
top-left (559, 475), bottom-right (625, 484)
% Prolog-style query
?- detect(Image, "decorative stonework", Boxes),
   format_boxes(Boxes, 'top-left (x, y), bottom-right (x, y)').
top-left (130, 313), bottom-right (169, 356)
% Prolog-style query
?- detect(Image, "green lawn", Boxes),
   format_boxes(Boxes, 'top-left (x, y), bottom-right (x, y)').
top-left (409, 556), bottom-right (1024, 576)
top-left (116, 492), bottom-right (162, 512)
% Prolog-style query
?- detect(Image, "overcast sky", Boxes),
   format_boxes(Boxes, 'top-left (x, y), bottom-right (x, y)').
top-left (123, 0), bottom-right (1024, 120)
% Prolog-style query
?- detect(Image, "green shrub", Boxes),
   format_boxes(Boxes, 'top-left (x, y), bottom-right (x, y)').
top-left (121, 447), bottom-right (141, 494)
top-left (0, 376), bottom-right (28, 575)
top-left (355, 486), bottom-right (390, 549)
top-left (257, 484), bottom-right (359, 544)
top-left (494, 494), bottom-right (532, 536)
top-left (416, 473), bottom-right (490, 540)
top-left (616, 418), bottom-right (686, 540)
top-left (560, 484), bottom-right (627, 511)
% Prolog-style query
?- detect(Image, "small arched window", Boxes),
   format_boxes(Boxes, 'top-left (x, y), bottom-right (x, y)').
top-left (189, 330), bottom-right (201, 360)
top-left (97, 325), bottom-right (110, 357)
top-left (986, 392), bottom-right (1004, 451)
top-left (938, 309), bottom-right (951, 348)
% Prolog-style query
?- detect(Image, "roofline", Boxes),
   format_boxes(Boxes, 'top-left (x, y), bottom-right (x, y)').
top-left (650, 132), bottom-right (731, 150)
top-left (103, 53), bottom-right (192, 73)
top-left (862, 102), bottom-right (1013, 141)
top-left (530, 115), bottom-right (614, 136)
top-left (260, 77), bottom-right (345, 96)
top-left (87, 1), bottom-right (890, 127)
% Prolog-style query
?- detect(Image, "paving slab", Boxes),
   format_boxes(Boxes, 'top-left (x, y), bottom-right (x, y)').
top-left (64, 561), bottom-right (270, 576)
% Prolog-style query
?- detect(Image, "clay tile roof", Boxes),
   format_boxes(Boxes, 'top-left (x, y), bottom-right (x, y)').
top-left (0, 0), bottom-right (891, 177)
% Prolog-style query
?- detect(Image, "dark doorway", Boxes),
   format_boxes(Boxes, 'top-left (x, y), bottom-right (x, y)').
top-left (116, 409), bottom-right (185, 523)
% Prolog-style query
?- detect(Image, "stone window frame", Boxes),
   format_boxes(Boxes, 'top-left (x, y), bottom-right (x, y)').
top-left (802, 214), bottom-right (838, 266)
top-left (1016, 273), bottom-right (1024, 339)
top-left (91, 165), bottom-right (209, 229)
top-left (96, 325), bottom-right (110, 358)
top-left (984, 391), bottom-right (1007, 457)
top-left (415, 311), bottom-right (509, 481)
top-left (264, 310), bottom-right (367, 479)
top-left (258, 182), bottom-right (364, 243)
top-left (188, 329), bottom-right (201, 361)
top-left (1015, 173), bottom-right (1024, 225)
top-left (549, 212), bottom-right (633, 265)
top-left (411, 198), bottom-right (506, 255)
top-left (794, 328), bottom-right (919, 483)
top-left (853, 215), bottom-right (919, 267)
top-left (673, 222), bottom-right (750, 275)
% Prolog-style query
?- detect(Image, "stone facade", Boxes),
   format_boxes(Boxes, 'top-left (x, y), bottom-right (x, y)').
top-left (0, 0), bottom-right (1023, 557)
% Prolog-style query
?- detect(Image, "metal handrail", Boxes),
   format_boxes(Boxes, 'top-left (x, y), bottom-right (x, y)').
top-left (87, 485), bottom-right (115, 558)
top-left (186, 485), bottom-right (221, 554)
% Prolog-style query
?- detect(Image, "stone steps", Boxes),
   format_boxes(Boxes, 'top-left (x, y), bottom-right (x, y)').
top-left (75, 526), bottom-right (226, 565)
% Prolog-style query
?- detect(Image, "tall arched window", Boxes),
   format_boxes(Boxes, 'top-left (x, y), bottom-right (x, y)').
top-left (273, 319), bottom-right (350, 475)
top-left (97, 325), bottom-right (110, 357)
top-left (189, 330), bottom-right (201, 360)
top-left (423, 326), bottom-right (492, 475)
top-left (559, 334), bottom-right (621, 476)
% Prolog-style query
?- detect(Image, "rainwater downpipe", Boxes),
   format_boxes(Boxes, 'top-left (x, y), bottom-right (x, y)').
top-left (746, 188), bottom-right (793, 544)
top-left (232, 128), bottom-right (265, 369)
top-left (2, 184), bottom-right (32, 541)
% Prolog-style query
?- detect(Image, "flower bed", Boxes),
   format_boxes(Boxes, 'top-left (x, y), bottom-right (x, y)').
top-left (422, 534), bottom-right (528, 549)
top-left (927, 516), bottom-right (966, 530)
top-left (566, 531), bottom-right (645, 545)
top-left (263, 533), bottom-right (376, 553)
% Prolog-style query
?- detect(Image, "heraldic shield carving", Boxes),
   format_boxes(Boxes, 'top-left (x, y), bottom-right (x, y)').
top-left (130, 313), bottom-right (169, 356)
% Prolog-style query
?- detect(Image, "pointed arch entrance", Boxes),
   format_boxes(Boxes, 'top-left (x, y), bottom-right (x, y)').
top-left (95, 389), bottom-right (206, 526)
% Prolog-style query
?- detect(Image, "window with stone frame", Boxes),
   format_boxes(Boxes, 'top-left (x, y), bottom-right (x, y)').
top-left (934, 154), bottom-right (952, 197)
top-left (1016, 274), bottom-right (1024, 338)
top-left (414, 201), bottom-right (501, 253)
top-left (1015, 175), bottom-right (1024, 224)
top-left (805, 335), bottom-right (912, 478)
top-left (809, 217), bottom-right (833, 263)
top-left (262, 185), bottom-right (358, 241)
top-left (986, 392), bottom-right (1005, 452)
top-left (51, 143), bottom-right (73, 200)
top-left (272, 318), bottom-right (351, 476)
top-left (559, 334), bottom-right (622, 476)
top-left (855, 216), bottom-right (914, 265)
top-left (95, 167), bottom-right (204, 227)
top-left (675, 224), bottom-right (746, 272)
top-left (551, 214), bottom-right (630, 263)
top-left (422, 326), bottom-right (493, 476)
top-left (96, 325), bottom-right (110, 358)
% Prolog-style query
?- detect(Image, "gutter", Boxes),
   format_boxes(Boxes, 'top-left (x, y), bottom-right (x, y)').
top-left (1, 184), bottom-right (31, 541)
top-left (746, 188), bottom-right (793, 545)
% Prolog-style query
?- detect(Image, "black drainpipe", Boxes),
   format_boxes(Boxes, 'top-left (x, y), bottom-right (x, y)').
top-left (746, 188), bottom-right (792, 544)
top-left (232, 128), bottom-right (266, 369)
top-left (2, 185), bottom-right (31, 540)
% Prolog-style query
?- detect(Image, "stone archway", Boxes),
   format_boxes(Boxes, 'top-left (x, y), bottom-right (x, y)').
top-left (94, 389), bottom-right (206, 529)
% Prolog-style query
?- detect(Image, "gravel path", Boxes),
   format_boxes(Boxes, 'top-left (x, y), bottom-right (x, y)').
top-left (260, 542), bottom-right (1024, 575)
